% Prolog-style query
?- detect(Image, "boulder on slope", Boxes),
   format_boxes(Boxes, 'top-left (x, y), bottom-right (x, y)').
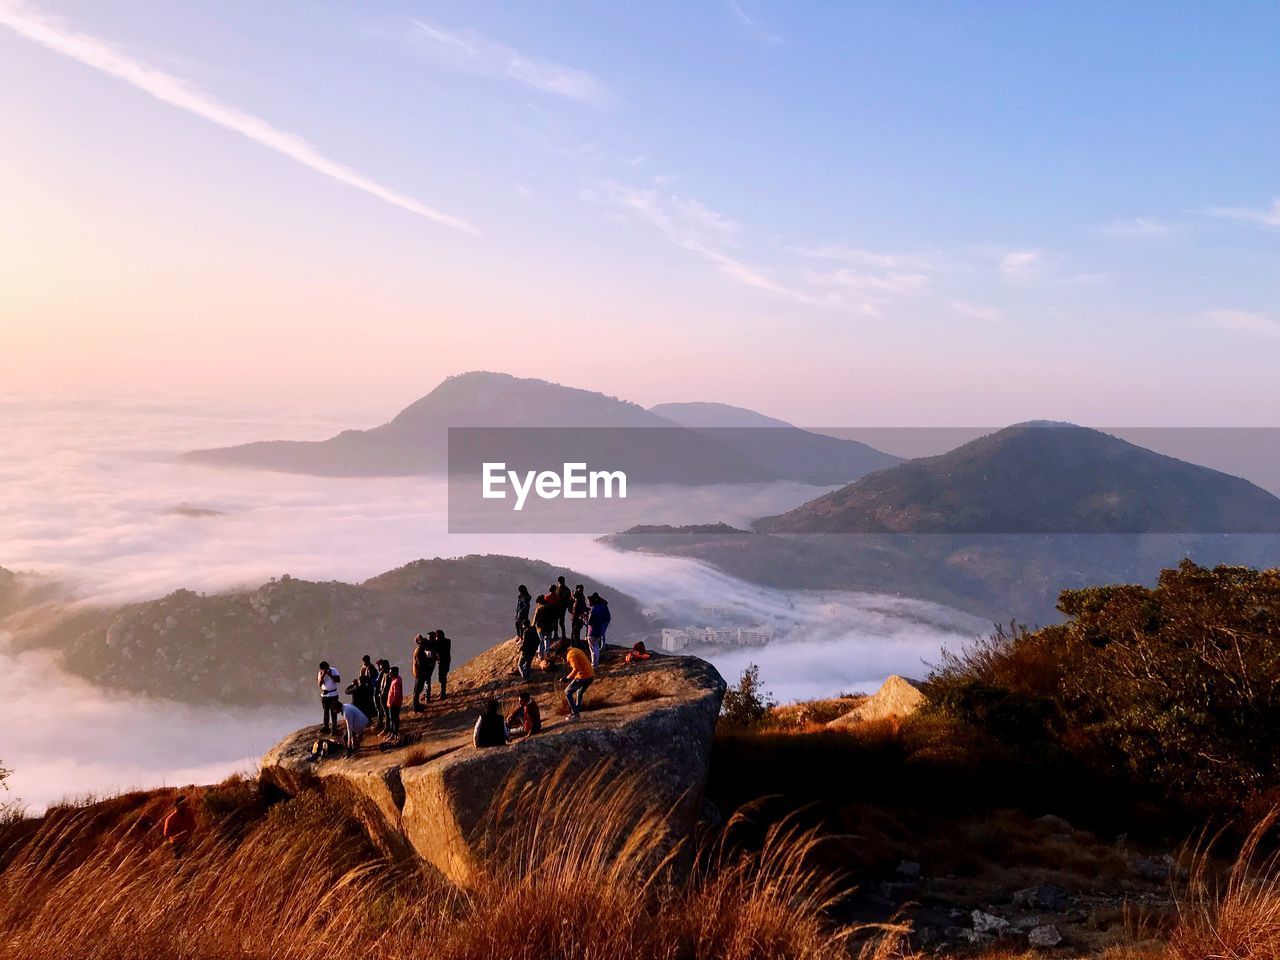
top-left (826, 675), bottom-right (925, 727)
top-left (260, 640), bottom-right (725, 888)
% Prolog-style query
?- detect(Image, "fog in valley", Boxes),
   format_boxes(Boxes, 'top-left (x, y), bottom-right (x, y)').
top-left (1, 395), bottom-right (984, 810)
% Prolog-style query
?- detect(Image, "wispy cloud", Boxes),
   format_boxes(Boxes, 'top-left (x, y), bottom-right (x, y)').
top-left (584, 181), bottom-right (806, 299)
top-left (409, 18), bottom-right (610, 107)
top-left (952, 301), bottom-right (1005, 324)
top-left (998, 249), bottom-right (1046, 281)
top-left (1099, 216), bottom-right (1178, 238)
top-left (727, 1), bottom-right (783, 45)
top-left (1203, 309), bottom-right (1280, 340)
top-left (0, 1), bottom-right (478, 234)
top-left (997, 248), bottom-right (1105, 287)
top-left (1201, 198), bottom-right (1280, 230)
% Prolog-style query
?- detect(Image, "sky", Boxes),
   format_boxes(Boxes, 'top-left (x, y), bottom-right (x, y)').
top-left (2, 0), bottom-right (1279, 425)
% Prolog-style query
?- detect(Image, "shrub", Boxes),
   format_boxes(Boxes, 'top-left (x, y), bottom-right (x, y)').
top-left (721, 664), bottom-right (777, 729)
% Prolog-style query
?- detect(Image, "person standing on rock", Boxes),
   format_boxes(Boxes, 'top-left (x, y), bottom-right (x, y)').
top-left (515, 584), bottom-right (532, 636)
top-left (433, 629), bottom-right (452, 699)
top-left (555, 576), bottom-right (572, 639)
top-left (386, 666), bottom-right (404, 735)
top-left (570, 584), bottom-right (588, 643)
top-left (517, 618), bottom-right (540, 680)
top-left (533, 589), bottom-right (559, 659)
top-left (473, 698), bottom-right (508, 747)
top-left (586, 593), bottom-right (611, 669)
top-left (317, 661), bottom-right (342, 733)
top-left (374, 659), bottom-right (391, 730)
top-left (561, 640), bottom-right (595, 720)
top-left (412, 635), bottom-right (435, 712)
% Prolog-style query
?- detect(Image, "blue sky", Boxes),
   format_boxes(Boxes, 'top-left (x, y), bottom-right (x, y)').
top-left (2, 0), bottom-right (1278, 424)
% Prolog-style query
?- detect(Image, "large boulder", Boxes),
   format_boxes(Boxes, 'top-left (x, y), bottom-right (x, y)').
top-left (260, 641), bottom-right (725, 887)
top-left (826, 674), bottom-right (924, 727)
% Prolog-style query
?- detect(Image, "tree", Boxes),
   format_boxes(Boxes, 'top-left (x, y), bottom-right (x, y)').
top-left (721, 663), bottom-right (776, 728)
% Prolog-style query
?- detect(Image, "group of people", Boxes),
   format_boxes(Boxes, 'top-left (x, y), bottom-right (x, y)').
top-left (517, 578), bottom-right (611, 666)
top-left (312, 577), bottom-right (630, 757)
top-left (316, 630), bottom-right (453, 754)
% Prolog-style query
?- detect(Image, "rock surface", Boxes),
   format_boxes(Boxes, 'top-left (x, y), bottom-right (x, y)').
top-left (827, 675), bottom-right (925, 727)
top-left (260, 640), bottom-right (725, 888)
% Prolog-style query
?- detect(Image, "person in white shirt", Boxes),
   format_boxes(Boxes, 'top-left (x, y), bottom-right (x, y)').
top-left (317, 660), bottom-right (341, 733)
top-left (341, 701), bottom-right (369, 754)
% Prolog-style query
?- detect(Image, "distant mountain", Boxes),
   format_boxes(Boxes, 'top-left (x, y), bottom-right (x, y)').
top-left (650, 402), bottom-right (901, 485)
top-left (184, 372), bottom-right (897, 486)
top-left (757, 422), bottom-right (1280, 534)
top-left (605, 425), bottom-right (1280, 622)
top-left (17, 555), bottom-right (654, 705)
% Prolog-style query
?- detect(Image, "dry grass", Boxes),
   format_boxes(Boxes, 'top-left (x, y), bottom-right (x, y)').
top-left (0, 765), bottom-right (885, 960)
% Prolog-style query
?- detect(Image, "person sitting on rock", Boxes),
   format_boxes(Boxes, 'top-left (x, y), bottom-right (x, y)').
top-left (505, 691), bottom-right (542, 739)
top-left (162, 794), bottom-right (196, 859)
top-left (385, 666), bottom-right (403, 736)
top-left (473, 698), bottom-right (508, 748)
top-left (625, 641), bottom-right (652, 665)
top-left (517, 618), bottom-right (540, 680)
top-left (559, 640), bottom-right (595, 720)
top-left (341, 700), bottom-right (369, 755)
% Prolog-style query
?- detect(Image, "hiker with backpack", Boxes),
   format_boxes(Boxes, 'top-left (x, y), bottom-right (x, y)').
top-left (473, 698), bottom-right (508, 748)
top-left (412, 634), bottom-right (435, 712)
top-left (317, 661), bottom-right (342, 733)
top-left (586, 592), bottom-right (611, 668)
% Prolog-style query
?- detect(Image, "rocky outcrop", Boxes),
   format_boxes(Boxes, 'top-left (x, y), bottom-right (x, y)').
top-left (260, 641), bottom-right (725, 887)
top-left (826, 675), bottom-right (924, 727)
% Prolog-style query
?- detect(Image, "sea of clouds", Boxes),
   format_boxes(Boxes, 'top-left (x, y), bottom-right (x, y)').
top-left (0, 394), bottom-right (984, 810)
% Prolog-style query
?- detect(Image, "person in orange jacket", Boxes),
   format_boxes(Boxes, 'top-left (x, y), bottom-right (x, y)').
top-left (162, 794), bottom-right (196, 859)
top-left (560, 640), bottom-right (595, 719)
top-left (386, 665), bottom-right (404, 735)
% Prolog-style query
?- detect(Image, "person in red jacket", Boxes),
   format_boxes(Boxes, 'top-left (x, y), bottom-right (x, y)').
top-left (162, 794), bottom-right (196, 859)
top-left (386, 665), bottom-right (404, 735)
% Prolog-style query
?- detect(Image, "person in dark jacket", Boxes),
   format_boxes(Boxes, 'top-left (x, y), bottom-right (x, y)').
top-left (411, 634), bottom-right (435, 711)
top-left (374, 659), bottom-right (392, 730)
top-left (517, 618), bottom-right (539, 680)
top-left (473, 698), bottom-right (508, 748)
top-left (555, 576), bottom-right (571, 639)
top-left (533, 589), bottom-right (559, 658)
top-left (345, 675), bottom-right (376, 720)
top-left (515, 584), bottom-right (532, 636)
top-left (570, 585), bottom-right (588, 643)
top-left (433, 629), bottom-right (452, 699)
top-left (586, 593), bottom-right (611, 668)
